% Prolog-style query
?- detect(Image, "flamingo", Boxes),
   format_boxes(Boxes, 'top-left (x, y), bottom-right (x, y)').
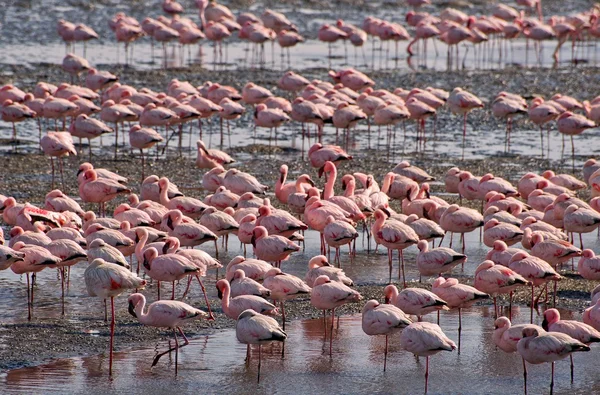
top-left (78, 169), bottom-right (131, 216)
top-left (493, 316), bottom-right (544, 353)
top-left (542, 308), bottom-right (600, 382)
top-left (127, 293), bottom-right (208, 374)
top-left (385, 285), bottom-right (448, 321)
top-left (474, 260), bottom-right (530, 318)
top-left (439, 204), bottom-right (484, 252)
top-left (416, 240), bottom-right (466, 279)
top-left (518, 327), bottom-right (589, 395)
top-left (448, 88), bottom-right (484, 158)
top-left (578, 249), bottom-right (600, 280)
top-left (508, 251), bottom-right (562, 322)
top-left (224, 268), bottom-right (271, 299)
top-left (84, 258), bottom-right (146, 375)
top-left (263, 268), bottom-right (311, 330)
top-left (251, 226), bottom-right (300, 267)
top-left (400, 321), bottom-right (456, 394)
top-left (432, 277), bottom-right (489, 348)
top-left (362, 299), bottom-right (412, 371)
top-left (236, 309), bottom-right (287, 383)
top-left (215, 278), bottom-right (277, 320)
top-left (310, 274), bottom-right (362, 355)
top-left (372, 209), bottom-right (419, 284)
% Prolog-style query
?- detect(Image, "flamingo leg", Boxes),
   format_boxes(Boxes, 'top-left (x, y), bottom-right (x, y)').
top-left (330, 308), bottom-right (335, 356)
top-left (245, 344), bottom-right (250, 366)
top-left (384, 335), bottom-right (388, 372)
top-left (425, 356), bottom-right (429, 394)
top-left (531, 284), bottom-right (534, 324)
top-left (26, 273), bottom-right (31, 321)
top-left (195, 275), bottom-right (215, 320)
top-left (257, 344), bottom-right (262, 383)
top-left (151, 326), bottom-right (188, 368)
top-left (109, 296), bottom-right (115, 376)
top-left (523, 358), bottom-right (528, 395)
top-left (570, 354), bottom-right (574, 383)
top-left (509, 291), bottom-right (513, 321)
top-left (173, 328), bottom-right (179, 375)
top-left (550, 361), bottom-right (555, 395)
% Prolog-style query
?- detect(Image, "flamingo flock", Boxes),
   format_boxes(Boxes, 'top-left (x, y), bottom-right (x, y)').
top-left (3, 1), bottom-right (600, 394)
top-left (2, 146), bottom-right (600, 391)
top-left (48, 2), bottom-right (600, 70)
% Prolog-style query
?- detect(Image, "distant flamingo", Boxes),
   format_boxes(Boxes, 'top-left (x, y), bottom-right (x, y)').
top-left (263, 268), bottom-right (311, 330)
top-left (448, 88), bottom-right (484, 159)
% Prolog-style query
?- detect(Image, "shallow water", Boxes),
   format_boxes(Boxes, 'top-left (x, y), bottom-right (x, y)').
top-left (2, 308), bottom-right (600, 395)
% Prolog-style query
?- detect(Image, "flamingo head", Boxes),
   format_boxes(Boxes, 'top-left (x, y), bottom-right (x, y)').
top-left (494, 316), bottom-right (511, 330)
top-left (542, 308), bottom-right (560, 330)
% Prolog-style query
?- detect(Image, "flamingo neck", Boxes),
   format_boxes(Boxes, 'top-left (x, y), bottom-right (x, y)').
top-left (221, 283), bottom-right (230, 313)
top-left (159, 185), bottom-right (170, 205)
top-left (344, 180), bottom-right (355, 197)
top-left (323, 168), bottom-right (337, 200)
top-left (135, 232), bottom-right (148, 261)
top-left (382, 174), bottom-right (392, 194)
top-left (134, 296), bottom-right (150, 324)
top-left (275, 170), bottom-right (287, 195)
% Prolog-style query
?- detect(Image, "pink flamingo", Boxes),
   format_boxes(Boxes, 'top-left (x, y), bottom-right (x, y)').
top-left (225, 269), bottom-right (270, 299)
top-left (557, 111), bottom-right (595, 168)
top-left (530, 232), bottom-right (582, 267)
top-left (518, 327), bottom-right (588, 394)
top-left (141, 247), bottom-right (199, 300)
top-left (310, 274), bottom-right (362, 355)
top-left (493, 316), bottom-right (543, 353)
top-left (362, 299), bottom-right (412, 371)
top-left (474, 260), bottom-right (530, 318)
top-left (416, 240), bottom-right (466, 279)
top-left (308, 143), bottom-right (352, 175)
top-left (40, 132), bottom-right (77, 189)
top-left (542, 308), bottom-right (600, 382)
top-left (78, 162), bottom-right (127, 184)
top-left (578, 249), bottom-right (600, 280)
top-left (432, 277), bottom-right (489, 347)
top-left (324, 215), bottom-right (359, 265)
top-left (128, 292), bottom-right (209, 374)
top-left (400, 321), bottom-right (456, 394)
top-left (448, 87), bottom-right (483, 158)
top-left (583, 299), bottom-right (600, 331)
top-left (274, 164), bottom-right (314, 204)
top-left (163, 209), bottom-right (217, 248)
top-left (195, 140), bottom-right (234, 169)
top-left (11, 242), bottom-right (61, 320)
top-left (216, 278), bottom-right (277, 320)
top-left (323, 161), bottom-right (365, 222)
top-left (439, 204), bottom-right (484, 252)
top-left (251, 226), bottom-right (300, 267)
top-left (255, 205), bottom-right (306, 238)
top-left (1, 99), bottom-right (35, 141)
top-left (483, 219), bottom-right (524, 247)
top-left (263, 267), bottom-right (311, 330)
top-left (509, 251), bottom-right (561, 322)
top-left (305, 255), bottom-right (353, 287)
top-left (78, 169), bottom-right (130, 216)
top-left (563, 205), bottom-right (600, 248)
top-left (128, 125), bottom-right (163, 180)
top-left (225, 255), bottom-right (272, 282)
top-left (158, 177), bottom-right (208, 219)
top-left (223, 169), bottom-right (267, 195)
top-left (372, 209), bottom-right (419, 284)
top-left (69, 114), bottom-right (113, 158)
top-left (236, 309), bottom-right (287, 383)
top-left (385, 285), bottom-right (448, 321)
top-left (84, 258), bottom-right (145, 375)
top-left (485, 240), bottom-right (521, 266)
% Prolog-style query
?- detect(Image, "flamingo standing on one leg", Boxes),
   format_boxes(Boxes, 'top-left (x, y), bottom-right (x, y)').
top-left (474, 260), bottom-right (530, 319)
top-left (448, 88), bottom-right (483, 159)
top-left (84, 258), bottom-right (146, 375)
top-left (127, 293), bottom-right (208, 374)
top-left (236, 309), bottom-right (287, 383)
top-left (400, 321), bottom-right (456, 394)
top-left (362, 299), bottom-right (412, 371)
top-left (310, 274), bottom-right (362, 355)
